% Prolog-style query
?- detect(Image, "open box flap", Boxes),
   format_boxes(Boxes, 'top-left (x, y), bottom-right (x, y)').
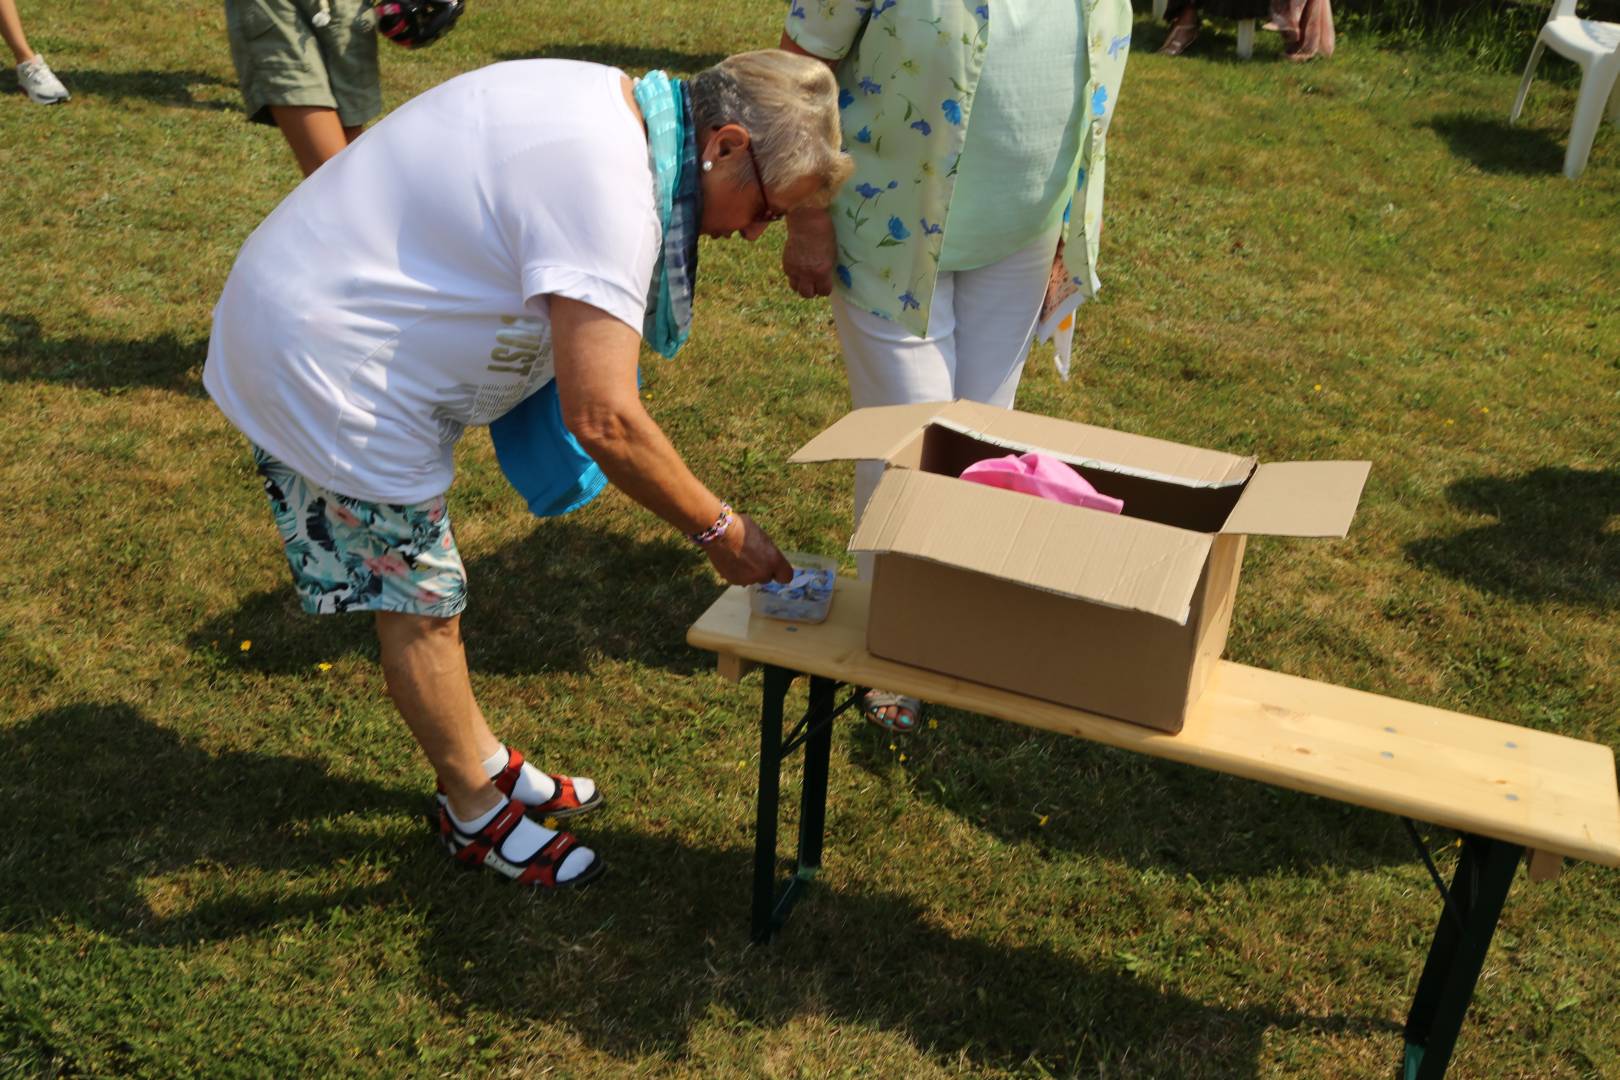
top-left (850, 469), bottom-right (1214, 625)
top-left (932, 400), bottom-right (1257, 488)
top-left (788, 402), bottom-right (954, 463)
top-left (1221, 460), bottom-right (1371, 537)
top-left (792, 402), bottom-right (1257, 487)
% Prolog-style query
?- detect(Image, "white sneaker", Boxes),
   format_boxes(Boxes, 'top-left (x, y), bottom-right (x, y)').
top-left (17, 55), bottom-right (69, 105)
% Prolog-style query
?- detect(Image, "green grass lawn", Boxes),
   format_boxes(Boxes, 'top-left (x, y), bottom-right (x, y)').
top-left (3, 0), bottom-right (1618, 1076)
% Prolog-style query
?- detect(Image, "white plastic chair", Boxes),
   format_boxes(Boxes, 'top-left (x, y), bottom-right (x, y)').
top-left (1151, 0), bottom-right (1257, 57)
top-left (1509, 0), bottom-right (1620, 178)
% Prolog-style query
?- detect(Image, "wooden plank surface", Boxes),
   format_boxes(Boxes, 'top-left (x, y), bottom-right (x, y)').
top-left (688, 579), bottom-right (1620, 869)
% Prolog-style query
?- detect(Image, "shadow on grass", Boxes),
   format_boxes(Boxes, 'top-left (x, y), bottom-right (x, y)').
top-left (838, 704), bottom-right (1415, 882)
top-left (414, 826), bottom-right (1402, 1075)
top-left (1404, 467), bottom-right (1620, 606)
top-left (0, 703), bottom-right (1401, 1076)
top-left (1423, 113), bottom-right (1568, 175)
top-left (50, 69), bottom-right (236, 110)
top-left (0, 314), bottom-right (206, 396)
top-left (187, 515), bottom-right (720, 677)
top-left (492, 43), bottom-right (727, 73)
top-left (0, 702), bottom-right (426, 938)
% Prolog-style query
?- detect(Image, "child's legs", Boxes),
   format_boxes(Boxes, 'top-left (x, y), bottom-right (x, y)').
top-left (0, 0), bottom-right (36, 65)
top-left (270, 105), bottom-right (358, 177)
top-left (230, 0), bottom-right (380, 173)
top-left (947, 223), bottom-right (1064, 407)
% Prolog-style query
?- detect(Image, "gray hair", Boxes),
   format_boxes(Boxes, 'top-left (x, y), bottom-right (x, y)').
top-left (689, 50), bottom-right (854, 207)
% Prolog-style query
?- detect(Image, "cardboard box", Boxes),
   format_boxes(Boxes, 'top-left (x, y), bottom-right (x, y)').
top-left (791, 401), bottom-right (1370, 733)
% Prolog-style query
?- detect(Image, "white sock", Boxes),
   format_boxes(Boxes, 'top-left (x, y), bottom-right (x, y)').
top-left (445, 799), bottom-right (503, 834)
top-left (481, 747), bottom-right (597, 808)
top-left (446, 798), bottom-right (595, 883)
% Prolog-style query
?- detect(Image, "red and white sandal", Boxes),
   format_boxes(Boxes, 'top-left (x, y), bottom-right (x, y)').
top-left (438, 798), bottom-right (604, 888)
top-left (435, 745), bottom-right (604, 821)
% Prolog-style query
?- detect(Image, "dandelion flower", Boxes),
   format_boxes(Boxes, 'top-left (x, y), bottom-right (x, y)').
top-left (927, 718), bottom-right (939, 730)
top-left (543, 817), bottom-right (560, 830)
top-left (898, 753), bottom-right (908, 763)
top-left (1313, 384), bottom-right (1322, 392)
top-left (239, 640), bottom-right (252, 652)
top-left (1037, 814), bottom-right (1049, 827)
top-left (316, 662), bottom-right (332, 672)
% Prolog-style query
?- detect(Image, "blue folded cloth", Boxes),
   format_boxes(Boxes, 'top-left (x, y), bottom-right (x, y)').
top-left (489, 379), bottom-right (607, 518)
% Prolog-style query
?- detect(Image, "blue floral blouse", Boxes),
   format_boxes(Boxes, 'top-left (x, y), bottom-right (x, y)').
top-left (786, 0), bottom-right (1133, 336)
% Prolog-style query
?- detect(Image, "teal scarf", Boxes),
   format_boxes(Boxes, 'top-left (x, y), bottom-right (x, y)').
top-left (633, 70), bottom-right (702, 359)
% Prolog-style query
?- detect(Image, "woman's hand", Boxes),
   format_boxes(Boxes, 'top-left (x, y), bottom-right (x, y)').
top-left (706, 513), bottom-right (793, 585)
top-left (773, 30), bottom-right (841, 299)
top-left (782, 206), bottom-right (838, 298)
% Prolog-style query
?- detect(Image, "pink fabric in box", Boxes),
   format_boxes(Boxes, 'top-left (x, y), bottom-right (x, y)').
top-left (959, 452), bottom-right (1125, 513)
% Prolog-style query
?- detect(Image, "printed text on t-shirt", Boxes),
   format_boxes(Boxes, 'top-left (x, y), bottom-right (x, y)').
top-left (488, 315), bottom-right (547, 376)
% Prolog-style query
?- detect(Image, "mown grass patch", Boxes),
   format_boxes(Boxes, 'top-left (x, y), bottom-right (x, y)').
top-left (2, 0), bottom-right (1617, 1076)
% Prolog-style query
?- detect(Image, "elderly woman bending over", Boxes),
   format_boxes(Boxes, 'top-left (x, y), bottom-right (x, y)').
top-left (205, 51), bottom-right (852, 889)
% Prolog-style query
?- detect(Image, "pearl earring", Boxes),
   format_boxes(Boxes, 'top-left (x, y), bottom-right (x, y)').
top-left (702, 160), bottom-right (714, 172)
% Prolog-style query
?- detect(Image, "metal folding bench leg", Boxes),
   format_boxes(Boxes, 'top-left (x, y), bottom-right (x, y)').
top-left (1401, 832), bottom-right (1524, 1080)
top-left (750, 666), bottom-right (856, 943)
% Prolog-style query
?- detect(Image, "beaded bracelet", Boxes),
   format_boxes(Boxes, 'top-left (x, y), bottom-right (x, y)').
top-left (689, 502), bottom-right (734, 546)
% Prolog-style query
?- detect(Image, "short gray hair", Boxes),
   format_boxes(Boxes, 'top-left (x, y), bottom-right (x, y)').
top-left (690, 50), bottom-right (854, 207)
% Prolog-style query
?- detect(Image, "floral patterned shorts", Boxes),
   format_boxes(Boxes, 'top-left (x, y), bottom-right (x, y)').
top-left (253, 446), bottom-right (468, 617)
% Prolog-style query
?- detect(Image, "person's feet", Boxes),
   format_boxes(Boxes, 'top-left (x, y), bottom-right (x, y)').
top-left (1159, 10), bottom-right (1201, 55)
top-left (439, 797), bottom-right (602, 888)
top-left (436, 745), bottom-right (603, 820)
top-left (16, 55), bottom-right (69, 105)
top-left (1263, 0), bottom-right (1299, 43)
top-left (433, 746), bottom-right (605, 888)
top-left (863, 690), bottom-right (921, 734)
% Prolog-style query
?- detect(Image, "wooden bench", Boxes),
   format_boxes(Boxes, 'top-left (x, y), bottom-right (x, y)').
top-left (687, 578), bottom-right (1620, 1080)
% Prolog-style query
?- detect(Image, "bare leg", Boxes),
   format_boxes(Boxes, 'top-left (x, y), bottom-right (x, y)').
top-left (270, 105), bottom-right (355, 177)
top-left (0, 0), bottom-right (37, 65)
top-left (375, 611), bottom-right (505, 822)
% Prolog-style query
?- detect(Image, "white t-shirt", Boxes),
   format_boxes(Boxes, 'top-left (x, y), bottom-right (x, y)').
top-left (205, 60), bottom-right (660, 504)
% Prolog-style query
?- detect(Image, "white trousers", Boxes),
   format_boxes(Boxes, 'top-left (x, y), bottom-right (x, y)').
top-left (832, 224), bottom-right (1062, 574)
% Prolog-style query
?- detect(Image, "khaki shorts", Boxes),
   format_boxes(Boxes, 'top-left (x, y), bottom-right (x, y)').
top-left (225, 0), bottom-right (382, 128)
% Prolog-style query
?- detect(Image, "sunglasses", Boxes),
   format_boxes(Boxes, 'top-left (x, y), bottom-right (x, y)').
top-left (744, 142), bottom-right (783, 224)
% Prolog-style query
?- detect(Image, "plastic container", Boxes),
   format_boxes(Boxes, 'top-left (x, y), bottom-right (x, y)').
top-left (749, 553), bottom-right (837, 623)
